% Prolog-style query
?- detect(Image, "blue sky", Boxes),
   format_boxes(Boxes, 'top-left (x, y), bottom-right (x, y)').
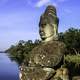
top-left (0, 0), bottom-right (80, 50)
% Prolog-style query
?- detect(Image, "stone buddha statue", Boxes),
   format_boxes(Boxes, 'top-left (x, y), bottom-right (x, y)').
top-left (39, 5), bottom-right (59, 42)
top-left (19, 5), bottom-right (66, 80)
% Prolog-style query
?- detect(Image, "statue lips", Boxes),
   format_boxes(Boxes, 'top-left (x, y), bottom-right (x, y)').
top-left (40, 31), bottom-right (45, 37)
top-left (40, 32), bottom-right (45, 38)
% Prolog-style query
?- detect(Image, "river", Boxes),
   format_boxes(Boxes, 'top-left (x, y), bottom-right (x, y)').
top-left (0, 53), bottom-right (19, 80)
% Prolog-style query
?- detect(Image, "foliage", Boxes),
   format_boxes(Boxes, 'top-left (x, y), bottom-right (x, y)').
top-left (65, 54), bottom-right (80, 64)
top-left (59, 27), bottom-right (80, 76)
top-left (59, 27), bottom-right (80, 54)
top-left (6, 39), bottom-right (41, 65)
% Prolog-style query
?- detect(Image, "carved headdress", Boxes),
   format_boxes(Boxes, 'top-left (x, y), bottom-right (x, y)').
top-left (39, 5), bottom-right (59, 27)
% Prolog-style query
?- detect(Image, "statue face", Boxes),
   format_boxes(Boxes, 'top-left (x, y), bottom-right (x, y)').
top-left (39, 23), bottom-right (55, 40)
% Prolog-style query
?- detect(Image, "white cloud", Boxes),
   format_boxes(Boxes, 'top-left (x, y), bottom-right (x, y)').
top-left (35, 0), bottom-right (51, 8)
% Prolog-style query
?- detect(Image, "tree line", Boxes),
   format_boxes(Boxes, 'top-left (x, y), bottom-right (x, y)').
top-left (6, 40), bottom-right (41, 65)
top-left (6, 27), bottom-right (80, 65)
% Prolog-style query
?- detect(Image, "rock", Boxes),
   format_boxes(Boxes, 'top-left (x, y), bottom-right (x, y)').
top-left (53, 68), bottom-right (69, 80)
top-left (19, 65), bottom-right (56, 80)
top-left (28, 40), bottom-right (65, 68)
top-left (20, 40), bottom-right (65, 80)
top-left (19, 5), bottom-right (66, 80)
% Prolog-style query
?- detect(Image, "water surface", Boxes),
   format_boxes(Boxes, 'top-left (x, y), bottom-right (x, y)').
top-left (0, 53), bottom-right (19, 80)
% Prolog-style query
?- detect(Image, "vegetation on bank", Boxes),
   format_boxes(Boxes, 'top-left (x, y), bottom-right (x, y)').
top-left (58, 27), bottom-right (80, 54)
top-left (59, 27), bottom-right (80, 76)
top-left (6, 27), bottom-right (80, 66)
top-left (6, 40), bottom-right (41, 64)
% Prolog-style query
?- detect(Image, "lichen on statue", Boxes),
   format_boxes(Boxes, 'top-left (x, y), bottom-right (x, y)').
top-left (20, 5), bottom-right (66, 80)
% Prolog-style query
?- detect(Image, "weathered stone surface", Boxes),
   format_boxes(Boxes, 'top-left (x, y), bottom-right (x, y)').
top-left (53, 68), bottom-right (69, 80)
top-left (19, 65), bottom-right (69, 80)
top-left (19, 65), bottom-right (55, 80)
top-left (19, 40), bottom-right (65, 80)
top-left (28, 40), bottom-right (65, 68)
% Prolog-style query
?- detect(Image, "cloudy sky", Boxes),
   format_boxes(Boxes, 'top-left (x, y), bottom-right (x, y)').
top-left (0, 0), bottom-right (80, 50)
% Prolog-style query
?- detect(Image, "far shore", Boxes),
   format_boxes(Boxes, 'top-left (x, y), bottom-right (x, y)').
top-left (0, 51), bottom-right (5, 53)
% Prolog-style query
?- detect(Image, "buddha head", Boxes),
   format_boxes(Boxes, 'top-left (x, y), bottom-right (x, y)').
top-left (39, 5), bottom-right (59, 42)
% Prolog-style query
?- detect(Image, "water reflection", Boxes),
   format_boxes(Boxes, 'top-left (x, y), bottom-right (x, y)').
top-left (0, 53), bottom-right (19, 80)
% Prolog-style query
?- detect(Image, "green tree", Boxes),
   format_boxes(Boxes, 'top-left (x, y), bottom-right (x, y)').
top-left (59, 27), bottom-right (80, 54)
top-left (6, 39), bottom-right (40, 65)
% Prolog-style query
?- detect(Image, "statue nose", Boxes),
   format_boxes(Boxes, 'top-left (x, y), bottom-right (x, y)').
top-left (39, 29), bottom-right (44, 35)
top-left (40, 27), bottom-right (44, 31)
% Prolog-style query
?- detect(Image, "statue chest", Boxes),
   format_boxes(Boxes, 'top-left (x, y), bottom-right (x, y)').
top-left (28, 41), bottom-right (64, 67)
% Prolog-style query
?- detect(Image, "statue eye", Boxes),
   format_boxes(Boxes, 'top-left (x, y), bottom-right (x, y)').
top-left (43, 23), bottom-right (46, 26)
top-left (42, 23), bottom-right (46, 27)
